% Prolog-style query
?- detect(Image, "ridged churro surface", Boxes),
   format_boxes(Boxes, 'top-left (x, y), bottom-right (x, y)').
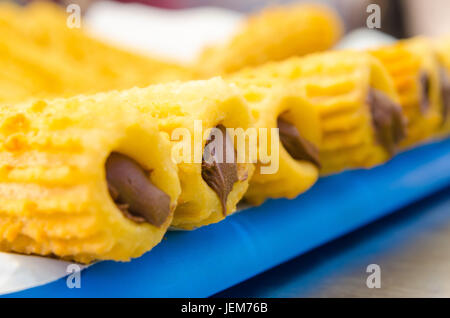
top-left (233, 51), bottom-right (404, 175)
top-left (370, 38), bottom-right (442, 148)
top-left (227, 77), bottom-right (320, 205)
top-left (0, 91), bottom-right (180, 263)
top-left (133, 78), bottom-right (254, 230)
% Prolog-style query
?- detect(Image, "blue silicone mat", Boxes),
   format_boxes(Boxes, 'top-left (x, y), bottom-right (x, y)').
top-left (5, 138), bottom-right (450, 298)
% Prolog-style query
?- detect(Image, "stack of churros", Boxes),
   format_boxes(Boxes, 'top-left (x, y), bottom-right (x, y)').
top-left (369, 37), bottom-right (443, 148)
top-left (230, 51), bottom-right (406, 175)
top-left (0, 1), bottom-right (449, 264)
top-left (0, 78), bottom-right (253, 261)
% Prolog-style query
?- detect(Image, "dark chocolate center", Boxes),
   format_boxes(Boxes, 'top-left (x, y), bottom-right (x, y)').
top-left (420, 72), bottom-right (431, 114)
top-left (201, 125), bottom-right (238, 216)
top-left (105, 152), bottom-right (171, 227)
top-left (367, 88), bottom-right (406, 155)
top-left (277, 117), bottom-right (321, 168)
top-left (439, 67), bottom-right (450, 125)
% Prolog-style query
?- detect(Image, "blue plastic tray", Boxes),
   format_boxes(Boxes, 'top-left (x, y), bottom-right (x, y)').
top-left (6, 138), bottom-right (450, 297)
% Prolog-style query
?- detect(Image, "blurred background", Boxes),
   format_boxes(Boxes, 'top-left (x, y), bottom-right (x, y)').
top-left (10, 0), bottom-right (450, 38)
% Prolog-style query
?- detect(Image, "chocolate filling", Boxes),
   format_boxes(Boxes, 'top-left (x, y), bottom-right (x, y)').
top-left (367, 88), bottom-right (406, 155)
top-left (277, 117), bottom-right (321, 168)
top-left (105, 152), bottom-right (171, 227)
top-left (420, 72), bottom-right (431, 114)
top-left (201, 125), bottom-right (238, 216)
top-left (439, 67), bottom-right (450, 125)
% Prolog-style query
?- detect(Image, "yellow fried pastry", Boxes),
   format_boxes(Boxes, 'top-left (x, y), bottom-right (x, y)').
top-left (226, 77), bottom-right (320, 205)
top-left (0, 92), bottom-right (181, 263)
top-left (0, 76), bottom-right (36, 105)
top-left (0, 22), bottom-right (98, 100)
top-left (0, 2), bottom-right (103, 102)
top-left (196, 3), bottom-right (343, 77)
top-left (0, 1), bottom-right (193, 103)
top-left (21, 1), bottom-right (194, 90)
top-left (369, 37), bottom-right (442, 148)
top-left (234, 50), bottom-right (406, 175)
top-left (433, 36), bottom-right (450, 136)
top-left (133, 78), bottom-right (254, 230)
